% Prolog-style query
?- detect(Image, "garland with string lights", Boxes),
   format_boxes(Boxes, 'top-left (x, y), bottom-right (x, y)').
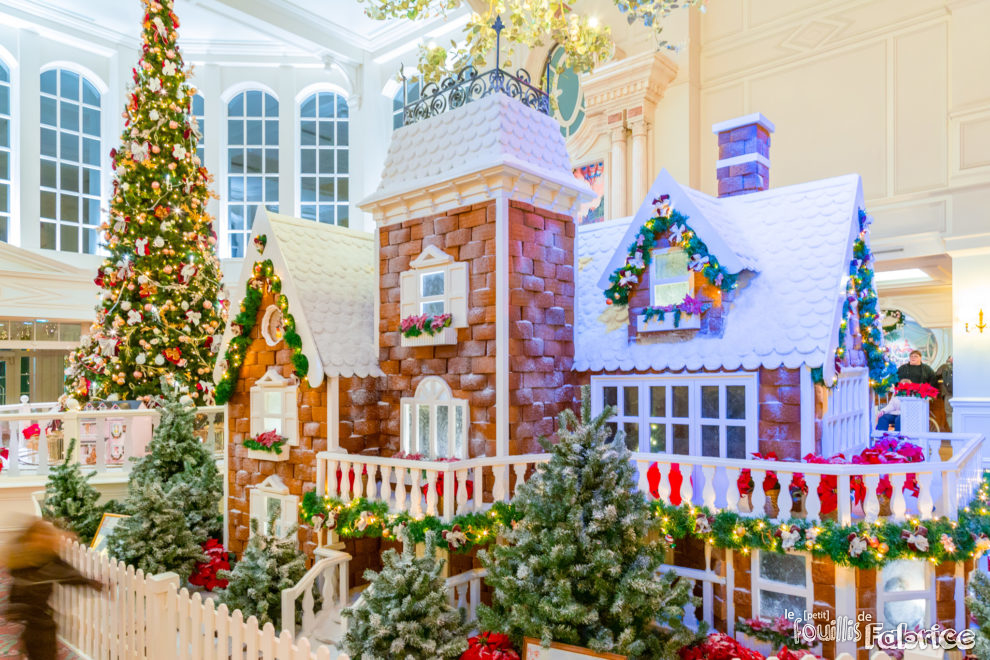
top-left (299, 491), bottom-right (519, 553)
top-left (214, 259), bottom-right (308, 404)
top-left (603, 196), bottom-right (737, 307)
top-left (651, 474), bottom-right (990, 570)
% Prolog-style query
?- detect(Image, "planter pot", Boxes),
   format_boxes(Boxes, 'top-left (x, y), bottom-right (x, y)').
top-left (247, 447), bottom-right (289, 462)
top-left (898, 396), bottom-right (930, 435)
top-left (636, 312), bottom-right (702, 333)
top-left (765, 486), bottom-right (781, 518)
top-left (400, 325), bottom-right (457, 347)
top-left (790, 489), bottom-right (806, 518)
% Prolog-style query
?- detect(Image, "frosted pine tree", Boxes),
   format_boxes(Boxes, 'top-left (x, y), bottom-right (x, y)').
top-left (216, 516), bottom-right (308, 627)
top-left (63, 0), bottom-right (226, 405)
top-left (967, 569), bottom-right (990, 657)
top-left (42, 439), bottom-right (110, 544)
top-left (127, 387), bottom-right (222, 540)
top-left (342, 528), bottom-right (469, 660)
top-left (477, 387), bottom-right (699, 659)
top-left (107, 479), bottom-right (203, 577)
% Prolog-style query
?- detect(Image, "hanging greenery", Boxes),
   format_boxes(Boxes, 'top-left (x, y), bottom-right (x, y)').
top-left (603, 196), bottom-right (737, 308)
top-left (214, 259), bottom-right (307, 404)
top-left (358, 0), bottom-right (708, 83)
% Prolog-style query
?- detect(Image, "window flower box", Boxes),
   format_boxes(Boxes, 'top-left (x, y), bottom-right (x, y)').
top-left (400, 322), bottom-right (457, 347)
top-left (245, 430), bottom-right (289, 462)
top-left (636, 312), bottom-right (701, 333)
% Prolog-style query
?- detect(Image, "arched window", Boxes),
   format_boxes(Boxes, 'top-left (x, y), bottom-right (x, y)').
top-left (39, 68), bottom-right (101, 253)
top-left (546, 46), bottom-right (585, 139)
top-left (400, 376), bottom-right (468, 459)
top-left (191, 92), bottom-right (205, 163)
top-left (226, 89), bottom-right (278, 258)
top-left (392, 78), bottom-right (420, 130)
top-left (0, 61), bottom-right (11, 243)
top-left (299, 91), bottom-right (348, 227)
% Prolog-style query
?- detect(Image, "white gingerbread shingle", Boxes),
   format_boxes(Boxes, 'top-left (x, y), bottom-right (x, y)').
top-left (576, 172), bottom-right (863, 373)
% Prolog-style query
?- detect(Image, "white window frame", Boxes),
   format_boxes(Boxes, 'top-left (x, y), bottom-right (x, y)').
top-left (39, 66), bottom-right (103, 254)
top-left (191, 92), bottom-right (205, 164)
top-left (876, 559), bottom-right (934, 629)
top-left (249, 367), bottom-right (298, 446)
top-left (0, 56), bottom-right (13, 245)
top-left (650, 247), bottom-right (692, 307)
top-left (249, 475), bottom-right (298, 540)
top-left (590, 373), bottom-right (758, 458)
top-left (297, 90), bottom-right (349, 227)
top-left (400, 376), bottom-right (469, 459)
top-left (223, 87), bottom-right (279, 259)
top-left (419, 270), bottom-right (446, 315)
top-left (399, 245), bottom-right (468, 332)
top-left (752, 550), bottom-right (813, 620)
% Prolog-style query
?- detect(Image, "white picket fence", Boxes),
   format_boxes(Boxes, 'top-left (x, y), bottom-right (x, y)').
top-left (55, 539), bottom-right (349, 660)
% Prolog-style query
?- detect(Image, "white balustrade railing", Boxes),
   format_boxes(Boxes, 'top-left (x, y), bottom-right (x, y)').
top-left (281, 548), bottom-right (352, 642)
top-left (0, 404), bottom-right (225, 479)
top-left (446, 566), bottom-right (487, 625)
top-left (315, 451), bottom-right (549, 526)
top-left (659, 544), bottom-right (725, 631)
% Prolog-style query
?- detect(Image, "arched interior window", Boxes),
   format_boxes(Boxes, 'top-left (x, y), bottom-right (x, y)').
top-left (39, 68), bottom-right (101, 253)
top-left (226, 89), bottom-right (278, 258)
top-left (400, 376), bottom-right (468, 459)
top-left (392, 79), bottom-right (420, 130)
top-left (0, 61), bottom-right (11, 243)
top-left (299, 91), bottom-right (348, 227)
top-left (191, 92), bottom-right (205, 163)
top-left (546, 46), bottom-right (585, 139)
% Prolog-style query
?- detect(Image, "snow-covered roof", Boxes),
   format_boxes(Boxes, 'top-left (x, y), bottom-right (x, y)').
top-left (577, 173), bottom-right (863, 373)
top-left (215, 211), bottom-right (381, 386)
top-left (361, 92), bottom-right (592, 213)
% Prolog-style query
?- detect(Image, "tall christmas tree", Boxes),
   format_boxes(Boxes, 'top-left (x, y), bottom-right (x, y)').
top-left (64, 0), bottom-right (226, 405)
top-left (477, 387), bottom-right (699, 659)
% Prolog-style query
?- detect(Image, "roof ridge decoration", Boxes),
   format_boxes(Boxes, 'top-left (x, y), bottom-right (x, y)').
top-left (602, 196), bottom-right (739, 310)
top-left (214, 259), bottom-right (308, 404)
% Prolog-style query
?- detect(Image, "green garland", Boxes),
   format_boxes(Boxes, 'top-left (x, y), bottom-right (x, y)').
top-left (651, 474), bottom-right (990, 570)
top-left (603, 197), bottom-right (737, 307)
top-left (299, 491), bottom-right (520, 553)
top-left (215, 259), bottom-right (309, 404)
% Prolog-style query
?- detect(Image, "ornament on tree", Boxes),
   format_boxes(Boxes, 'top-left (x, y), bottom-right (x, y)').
top-left (777, 525), bottom-right (801, 552)
top-left (901, 525), bottom-right (929, 553)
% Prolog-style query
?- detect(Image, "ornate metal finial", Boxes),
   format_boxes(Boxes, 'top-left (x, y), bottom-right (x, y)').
top-left (492, 15), bottom-right (504, 71)
top-left (400, 64), bottom-right (408, 107)
top-left (545, 57), bottom-right (552, 94)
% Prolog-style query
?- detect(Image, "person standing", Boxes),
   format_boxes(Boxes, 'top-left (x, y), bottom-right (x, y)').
top-left (897, 350), bottom-right (937, 387)
top-left (3, 520), bottom-right (102, 660)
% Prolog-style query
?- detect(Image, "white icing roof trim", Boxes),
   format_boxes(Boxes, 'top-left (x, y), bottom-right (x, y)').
top-left (361, 92), bottom-right (593, 209)
top-left (577, 173), bottom-right (864, 373)
top-left (214, 210), bottom-right (381, 386)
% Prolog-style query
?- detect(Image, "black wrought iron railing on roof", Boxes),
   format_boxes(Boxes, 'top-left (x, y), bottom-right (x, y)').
top-left (400, 16), bottom-right (551, 126)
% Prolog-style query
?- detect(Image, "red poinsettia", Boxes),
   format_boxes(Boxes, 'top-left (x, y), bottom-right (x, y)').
top-left (679, 633), bottom-right (764, 660)
top-left (422, 472), bottom-right (474, 500)
top-left (791, 452), bottom-right (848, 514)
top-left (895, 381), bottom-right (939, 399)
top-left (851, 438), bottom-right (923, 505)
top-left (774, 646), bottom-right (823, 660)
top-left (737, 452), bottom-right (781, 496)
top-left (461, 632), bottom-right (520, 660)
top-left (0, 447), bottom-right (8, 475)
top-left (188, 539), bottom-right (230, 591)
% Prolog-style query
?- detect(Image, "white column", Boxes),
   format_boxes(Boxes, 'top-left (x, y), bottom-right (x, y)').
top-left (629, 118), bottom-right (649, 206)
top-left (950, 249), bottom-right (990, 464)
top-left (609, 124), bottom-right (627, 218)
top-left (17, 30), bottom-right (41, 250)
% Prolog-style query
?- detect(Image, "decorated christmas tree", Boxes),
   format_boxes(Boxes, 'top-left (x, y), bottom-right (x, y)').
top-left (63, 0), bottom-right (226, 405)
top-left (126, 387), bottom-right (222, 541)
top-left (106, 479), bottom-right (204, 577)
top-left (42, 439), bottom-right (113, 544)
top-left (107, 388), bottom-right (221, 575)
top-left (477, 387), bottom-right (699, 659)
top-left (967, 569), bottom-right (990, 657)
top-left (216, 516), bottom-right (308, 627)
top-left (342, 528), bottom-right (469, 659)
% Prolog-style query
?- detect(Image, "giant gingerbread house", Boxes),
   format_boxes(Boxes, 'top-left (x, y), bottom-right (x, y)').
top-left (217, 91), bottom-right (985, 658)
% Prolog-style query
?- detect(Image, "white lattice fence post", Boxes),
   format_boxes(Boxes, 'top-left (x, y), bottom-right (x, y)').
top-left (146, 572), bottom-right (180, 660)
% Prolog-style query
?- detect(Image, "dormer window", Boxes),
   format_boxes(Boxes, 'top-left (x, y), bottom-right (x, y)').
top-left (249, 367), bottom-right (299, 446)
top-left (400, 245), bottom-right (467, 346)
top-left (650, 248), bottom-right (691, 307)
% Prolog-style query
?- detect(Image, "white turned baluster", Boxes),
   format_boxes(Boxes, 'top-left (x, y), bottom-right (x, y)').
top-left (425, 470), bottom-right (438, 516)
top-left (658, 463), bottom-right (672, 504)
top-left (302, 587), bottom-right (315, 634)
top-left (941, 469), bottom-right (959, 519)
top-left (863, 474), bottom-right (880, 522)
top-left (455, 469), bottom-right (468, 515)
top-left (410, 469), bottom-right (423, 517)
top-left (837, 474), bottom-right (852, 525)
top-left (339, 460), bottom-right (352, 502)
top-left (366, 464), bottom-right (379, 501)
top-left (473, 466), bottom-right (484, 512)
top-left (751, 470), bottom-right (767, 518)
top-left (726, 467), bottom-right (741, 513)
top-left (513, 463), bottom-right (528, 497)
top-left (917, 472), bottom-right (935, 520)
top-left (494, 465), bottom-right (508, 502)
top-left (395, 467), bottom-right (407, 513)
top-left (328, 459), bottom-right (339, 498)
top-left (637, 460), bottom-right (650, 499)
top-left (702, 466), bottom-right (716, 510)
top-left (889, 474), bottom-right (907, 522)
top-left (678, 464), bottom-right (692, 506)
top-left (353, 462), bottom-right (365, 499)
top-left (805, 474), bottom-right (822, 523)
top-left (777, 471), bottom-right (793, 521)
top-left (381, 465), bottom-right (393, 509)
top-left (316, 457), bottom-right (326, 499)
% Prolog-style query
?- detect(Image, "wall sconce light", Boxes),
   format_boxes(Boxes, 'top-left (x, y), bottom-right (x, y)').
top-left (966, 308), bottom-right (987, 334)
